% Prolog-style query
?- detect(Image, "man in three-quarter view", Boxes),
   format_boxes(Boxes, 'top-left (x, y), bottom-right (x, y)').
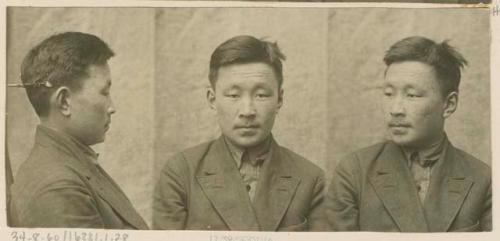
top-left (10, 32), bottom-right (148, 229)
top-left (153, 35), bottom-right (325, 231)
top-left (324, 36), bottom-right (491, 232)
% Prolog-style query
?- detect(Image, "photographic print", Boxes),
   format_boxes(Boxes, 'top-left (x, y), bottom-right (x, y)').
top-left (1, 1), bottom-right (496, 240)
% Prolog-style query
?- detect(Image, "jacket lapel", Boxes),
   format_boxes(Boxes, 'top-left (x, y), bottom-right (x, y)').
top-left (252, 139), bottom-right (301, 231)
top-left (37, 127), bottom-right (148, 229)
top-left (423, 142), bottom-right (473, 232)
top-left (91, 166), bottom-right (149, 229)
top-left (67, 150), bottom-right (148, 230)
top-left (368, 142), bottom-right (429, 232)
top-left (195, 137), bottom-right (260, 231)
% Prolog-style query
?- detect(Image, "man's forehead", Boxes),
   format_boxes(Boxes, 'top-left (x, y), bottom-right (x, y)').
top-left (81, 63), bottom-right (112, 87)
top-left (216, 63), bottom-right (278, 86)
top-left (385, 62), bottom-right (439, 83)
top-left (386, 61), bottom-right (437, 78)
top-left (218, 62), bottom-right (275, 76)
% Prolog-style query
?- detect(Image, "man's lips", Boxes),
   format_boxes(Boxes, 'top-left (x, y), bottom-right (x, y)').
top-left (388, 122), bottom-right (411, 135)
top-left (388, 122), bottom-right (411, 128)
top-left (235, 124), bottom-right (259, 129)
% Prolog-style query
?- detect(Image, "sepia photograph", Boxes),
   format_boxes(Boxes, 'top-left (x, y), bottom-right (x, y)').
top-left (1, 0), bottom-right (497, 240)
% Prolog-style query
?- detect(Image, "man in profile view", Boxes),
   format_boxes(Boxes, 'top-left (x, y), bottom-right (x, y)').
top-left (153, 35), bottom-right (325, 231)
top-left (10, 32), bottom-right (148, 229)
top-left (325, 36), bottom-right (491, 232)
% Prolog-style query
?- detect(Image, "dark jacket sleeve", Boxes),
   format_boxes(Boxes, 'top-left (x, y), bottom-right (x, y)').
top-left (153, 154), bottom-right (189, 230)
top-left (307, 172), bottom-right (327, 231)
top-left (480, 177), bottom-right (492, 231)
top-left (17, 179), bottom-right (104, 228)
top-left (324, 154), bottom-right (361, 231)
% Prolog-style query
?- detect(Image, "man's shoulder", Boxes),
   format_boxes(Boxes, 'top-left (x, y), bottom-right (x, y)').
top-left (451, 145), bottom-right (491, 178)
top-left (170, 139), bottom-right (217, 162)
top-left (162, 139), bottom-right (218, 170)
top-left (277, 145), bottom-right (324, 176)
top-left (15, 144), bottom-right (85, 185)
top-left (333, 141), bottom-right (393, 173)
top-left (347, 141), bottom-right (389, 162)
top-left (12, 145), bottom-right (90, 209)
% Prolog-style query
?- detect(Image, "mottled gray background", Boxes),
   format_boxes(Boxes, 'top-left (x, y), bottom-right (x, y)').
top-left (6, 7), bottom-right (490, 226)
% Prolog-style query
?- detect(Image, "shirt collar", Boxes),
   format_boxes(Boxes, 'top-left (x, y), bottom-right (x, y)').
top-left (37, 125), bottom-right (100, 164)
top-left (401, 133), bottom-right (448, 167)
top-left (224, 135), bottom-right (272, 168)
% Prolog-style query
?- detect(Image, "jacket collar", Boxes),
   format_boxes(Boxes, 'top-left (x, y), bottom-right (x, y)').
top-left (401, 133), bottom-right (447, 167)
top-left (196, 135), bottom-right (300, 231)
top-left (423, 139), bottom-right (473, 232)
top-left (223, 135), bottom-right (272, 168)
top-left (35, 125), bottom-right (98, 175)
top-left (368, 139), bottom-right (473, 232)
top-left (34, 125), bottom-right (149, 229)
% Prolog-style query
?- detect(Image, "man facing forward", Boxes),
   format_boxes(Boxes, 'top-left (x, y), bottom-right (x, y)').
top-left (10, 32), bottom-right (148, 229)
top-left (325, 36), bottom-right (491, 232)
top-left (153, 35), bottom-right (325, 231)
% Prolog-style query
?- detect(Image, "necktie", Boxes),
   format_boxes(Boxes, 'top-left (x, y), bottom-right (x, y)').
top-left (411, 151), bottom-right (436, 168)
top-left (409, 152), bottom-right (431, 203)
top-left (240, 151), bottom-right (262, 202)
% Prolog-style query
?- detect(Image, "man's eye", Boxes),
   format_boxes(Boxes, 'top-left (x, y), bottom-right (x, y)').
top-left (407, 93), bottom-right (420, 98)
top-left (226, 94), bottom-right (239, 98)
top-left (383, 92), bottom-right (393, 97)
top-left (256, 94), bottom-right (269, 98)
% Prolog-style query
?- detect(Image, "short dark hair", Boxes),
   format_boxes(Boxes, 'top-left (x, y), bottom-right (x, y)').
top-left (209, 35), bottom-right (286, 88)
top-left (383, 36), bottom-right (467, 96)
top-left (21, 32), bottom-right (115, 117)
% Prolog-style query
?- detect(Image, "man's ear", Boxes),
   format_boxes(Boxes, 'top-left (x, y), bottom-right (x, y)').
top-left (443, 91), bottom-right (458, 119)
top-left (54, 87), bottom-right (72, 116)
top-left (207, 87), bottom-right (216, 110)
top-left (277, 88), bottom-right (284, 110)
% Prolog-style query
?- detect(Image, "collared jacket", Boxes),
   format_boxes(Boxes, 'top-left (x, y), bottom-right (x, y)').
top-left (10, 125), bottom-right (149, 229)
top-left (325, 139), bottom-right (491, 232)
top-left (153, 136), bottom-right (325, 231)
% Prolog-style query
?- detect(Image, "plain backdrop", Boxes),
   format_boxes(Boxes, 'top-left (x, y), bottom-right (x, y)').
top-left (5, 7), bottom-right (490, 226)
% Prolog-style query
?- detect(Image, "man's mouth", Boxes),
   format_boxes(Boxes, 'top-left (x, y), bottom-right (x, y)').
top-left (388, 121), bottom-right (411, 135)
top-left (235, 124), bottom-right (259, 129)
top-left (388, 122), bottom-right (411, 128)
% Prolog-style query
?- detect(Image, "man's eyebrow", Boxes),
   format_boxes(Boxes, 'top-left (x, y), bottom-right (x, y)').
top-left (377, 83), bottom-right (393, 89)
top-left (403, 84), bottom-right (417, 90)
top-left (253, 83), bottom-right (269, 88)
top-left (223, 84), bottom-right (241, 90)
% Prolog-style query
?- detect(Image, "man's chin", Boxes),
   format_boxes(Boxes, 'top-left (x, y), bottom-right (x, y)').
top-left (389, 134), bottom-right (415, 147)
top-left (90, 136), bottom-right (106, 146)
top-left (228, 135), bottom-right (265, 149)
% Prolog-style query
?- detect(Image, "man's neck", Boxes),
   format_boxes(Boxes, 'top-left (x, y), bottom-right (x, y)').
top-left (40, 119), bottom-right (65, 134)
top-left (38, 123), bottom-right (99, 160)
top-left (401, 132), bottom-right (447, 162)
top-left (404, 132), bottom-right (446, 153)
top-left (39, 120), bottom-right (89, 148)
top-left (224, 135), bottom-right (272, 161)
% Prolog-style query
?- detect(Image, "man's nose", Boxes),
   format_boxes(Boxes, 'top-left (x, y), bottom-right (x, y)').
top-left (239, 97), bottom-right (257, 118)
top-left (108, 99), bottom-right (116, 115)
top-left (389, 96), bottom-right (405, 117)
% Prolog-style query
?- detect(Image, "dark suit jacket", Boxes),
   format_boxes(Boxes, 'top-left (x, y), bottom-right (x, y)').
top-left (10, 126), bottom-right (148, 229)
top-left (153, 136), bottom-right (325, 231)
top-left (325, 140), bottom-right (491, 232)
